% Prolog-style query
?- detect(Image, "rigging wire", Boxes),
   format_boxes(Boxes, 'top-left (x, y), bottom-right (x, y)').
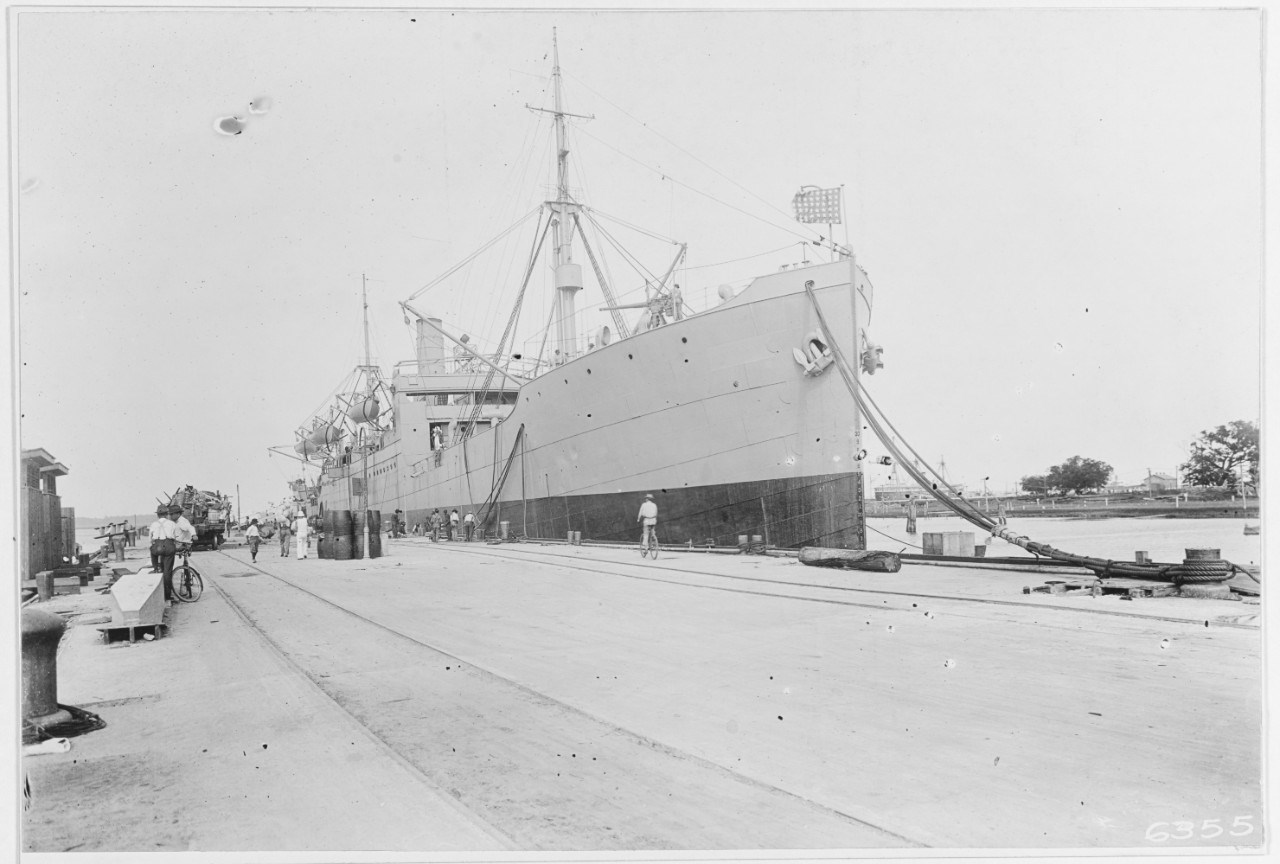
top-left (405, 207), bottom-right (542, 302)
top-left (565, 70), bottom-right (818, 238)
top-left (574, 125), bottom-right (821, 248)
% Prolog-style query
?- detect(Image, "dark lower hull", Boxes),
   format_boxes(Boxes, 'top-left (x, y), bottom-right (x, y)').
top-left (402, 472), bottom-right (864, 550)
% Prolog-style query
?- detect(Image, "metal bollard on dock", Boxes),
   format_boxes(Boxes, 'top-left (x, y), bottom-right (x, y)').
top-left (22, 608), bottom-right (73, 731)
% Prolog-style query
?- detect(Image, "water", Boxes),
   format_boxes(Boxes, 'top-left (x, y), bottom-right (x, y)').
top-left (867, 515), bottom-right (1262, 566)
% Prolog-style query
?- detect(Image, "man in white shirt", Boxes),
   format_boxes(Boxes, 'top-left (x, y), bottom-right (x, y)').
top-left (637, 493), bottom-right (658, 550)
top-left (246, 518), bottom-right (262, 563)
top-left (148, 506), bottom-right (167, 574)
top-left (154, 507), bottom-right (181, 601)
top-left (293, 511), bottom-right (310, 559)
top-left (464, 511), bottom-right (475, 542)
top-left (170, 505), bottom-right (199, 553)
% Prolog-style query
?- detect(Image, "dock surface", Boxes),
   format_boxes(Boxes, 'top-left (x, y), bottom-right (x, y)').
top-left (23, 537), bottom-right (1263, 853)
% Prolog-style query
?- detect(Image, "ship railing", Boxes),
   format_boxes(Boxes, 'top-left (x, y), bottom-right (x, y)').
top-left (392, 356), bottom-right (541, 381)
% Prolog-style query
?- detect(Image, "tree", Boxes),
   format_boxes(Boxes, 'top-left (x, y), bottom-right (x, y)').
top-left (1179, 420), bottom-right (1259, 490)
top-left (1019, 475), bottom-right (1050, 495)
top-left (1041, 456), bottom-right (1113, 495)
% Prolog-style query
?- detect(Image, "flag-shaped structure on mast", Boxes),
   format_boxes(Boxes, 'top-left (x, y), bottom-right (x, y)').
top-left (792, 185), bottom-right (843, 224)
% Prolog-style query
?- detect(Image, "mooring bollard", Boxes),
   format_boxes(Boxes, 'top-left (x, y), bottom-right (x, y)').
top-left (22, 607), bottom-right (73, 729)
top-left (1135, 551), bottom-right (1149, 564)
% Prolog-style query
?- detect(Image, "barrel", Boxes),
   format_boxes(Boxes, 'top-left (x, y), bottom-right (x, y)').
top-left (317, 534), bottom-right (332, 559)
top-left (329, 510), bottom-right (354, 560)
top-left (366, 510), bottom-right (382, 559)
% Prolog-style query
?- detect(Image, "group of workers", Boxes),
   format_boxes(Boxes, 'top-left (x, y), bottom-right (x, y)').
top-left (166, 493), bottom-right (662, 581)
top-left (147, 504), bottom-right (199, 602)
top-left (421, 508), bottom-right (475, 542)
top-left (245, 513), bottom-right (312, 562)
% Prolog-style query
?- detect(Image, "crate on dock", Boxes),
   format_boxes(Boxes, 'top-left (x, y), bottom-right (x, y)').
top-left (922, 531), bottom-right (975, 557)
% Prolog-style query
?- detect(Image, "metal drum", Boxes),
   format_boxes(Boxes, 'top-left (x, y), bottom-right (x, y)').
top-left (329, 510), bottom-right (354, 560)
top-left (366, 510), bottom-right (382, 559)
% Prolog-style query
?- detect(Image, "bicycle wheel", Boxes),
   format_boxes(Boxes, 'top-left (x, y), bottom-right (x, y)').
top-left (648, 537), bottom-right (659, 559)
top-left (173, 565), bottom-right (204, 602)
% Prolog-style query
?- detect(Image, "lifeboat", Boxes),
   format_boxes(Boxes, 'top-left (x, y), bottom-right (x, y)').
top-left (306, 424), bottom-right (340, 447)
top-left (347, 394), bottom-right (380, 424)
top-left (294, 438), bottom-right (320, 456)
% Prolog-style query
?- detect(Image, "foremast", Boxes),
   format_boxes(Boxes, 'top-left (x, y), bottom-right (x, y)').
top-left (533, 27), bottom-right (593, 365)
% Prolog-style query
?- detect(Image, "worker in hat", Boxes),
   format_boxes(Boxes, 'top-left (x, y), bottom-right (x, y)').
top-left (278, 515), bottom-right (292, 558)
top-left (292, 510), bottom-right (310, 559)
top-left (148, 505), bottom-right (169, 575)
top-left (169, 505), bottom-right (198, 554)
top-left (151, 505), bottom-right (181, 601)
top-left (637, 493), bottom-right (658, 551)
top-left (246, 518), bottom-right (261, 563)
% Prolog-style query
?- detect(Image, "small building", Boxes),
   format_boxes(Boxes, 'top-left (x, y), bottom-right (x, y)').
top-left (1143, 472), bottom-right (1177, 493)
top-left (21, 448), bottom-right (70, 580)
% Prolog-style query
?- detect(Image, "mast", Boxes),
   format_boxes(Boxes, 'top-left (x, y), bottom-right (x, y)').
top-left (550, 28), bottom-right (583, 364)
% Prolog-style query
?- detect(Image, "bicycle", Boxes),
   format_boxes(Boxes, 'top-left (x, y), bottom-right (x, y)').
top-left (640, 525), bottom-right (659, 559)
top-left (172, 547), bottom-right (204, 602)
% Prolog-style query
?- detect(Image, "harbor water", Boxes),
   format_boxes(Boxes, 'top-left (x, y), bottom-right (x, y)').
top-left (867, 515), bottom-right (1262, 567)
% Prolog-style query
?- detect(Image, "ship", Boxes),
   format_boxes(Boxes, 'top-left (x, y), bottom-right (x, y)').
top-left (279, 32), bottom-right (882, 551)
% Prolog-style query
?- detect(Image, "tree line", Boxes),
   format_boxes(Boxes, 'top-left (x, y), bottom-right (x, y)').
top-left (1017, 419), bottom-right (1258, 496)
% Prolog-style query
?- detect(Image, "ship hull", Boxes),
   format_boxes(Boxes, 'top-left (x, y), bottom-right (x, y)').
top-left (317, 259), bottom-right (868, 549)
top-left (402, 470), bottom-right (861, 548)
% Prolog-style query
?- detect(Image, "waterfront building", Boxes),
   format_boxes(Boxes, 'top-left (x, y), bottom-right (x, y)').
top-left (20, 448), bottom-right (71, 579)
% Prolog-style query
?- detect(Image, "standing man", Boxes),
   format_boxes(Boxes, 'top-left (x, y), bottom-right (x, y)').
top-left (464, 511), bottom-right (475, 542)
top-left (246, 518), bottom-right (262, 563)
top-left (278, 517), bottom-right (292, 558)
top-left (148, 506), bottom-right (167, 574)
top-left (154, 508), bottom-right (179, 602)
top-left (637, 493), bottom-right (658, 550)
top-left (449, 509), bottom-right (460, 541)
top-left (293, 511), bottom-right (310, 559)
top-left (393, 509), bottom-right (404, 539)
top-left (429, 508), bottom-right (442, 542)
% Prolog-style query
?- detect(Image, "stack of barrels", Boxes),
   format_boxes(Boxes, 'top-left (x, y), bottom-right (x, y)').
top-left (318, 509), bottom-right (382, 561)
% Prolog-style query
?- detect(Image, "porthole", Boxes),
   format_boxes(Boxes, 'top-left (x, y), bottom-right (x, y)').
top-left (681, 337), bottom-right (687, 343)
top-left (628, 354), bottom-right (633, 360)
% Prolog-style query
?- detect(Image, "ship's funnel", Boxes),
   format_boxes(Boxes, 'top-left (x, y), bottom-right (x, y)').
top-left (416, 317), bottom-right (445, 374)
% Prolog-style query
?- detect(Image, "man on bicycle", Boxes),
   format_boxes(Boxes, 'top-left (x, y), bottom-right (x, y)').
top-left (170, 505), bottom-right (198, 555)
top-left (637, 493), bottom-right (658, 550)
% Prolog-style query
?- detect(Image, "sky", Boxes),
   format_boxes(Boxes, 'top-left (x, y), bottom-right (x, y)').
top-left (5, 3), bottom-right (1267, 521)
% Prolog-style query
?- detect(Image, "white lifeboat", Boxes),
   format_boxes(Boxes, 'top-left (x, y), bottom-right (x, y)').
top-left (347, 395), bottom-right (380, 424)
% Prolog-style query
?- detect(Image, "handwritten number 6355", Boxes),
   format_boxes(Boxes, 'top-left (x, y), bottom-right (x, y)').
top-left (1146, 817), bottom-right (1254, 842)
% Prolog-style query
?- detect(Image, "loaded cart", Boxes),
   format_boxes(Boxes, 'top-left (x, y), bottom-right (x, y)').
top-left (165, 485), bottom-right (233, 550)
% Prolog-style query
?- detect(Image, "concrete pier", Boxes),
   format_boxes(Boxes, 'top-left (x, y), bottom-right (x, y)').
top-left (22, 539), bottom-right (1263, 853)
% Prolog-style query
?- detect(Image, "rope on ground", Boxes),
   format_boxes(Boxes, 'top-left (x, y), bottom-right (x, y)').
top-left (22, 704), bottom-right (107, 745)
